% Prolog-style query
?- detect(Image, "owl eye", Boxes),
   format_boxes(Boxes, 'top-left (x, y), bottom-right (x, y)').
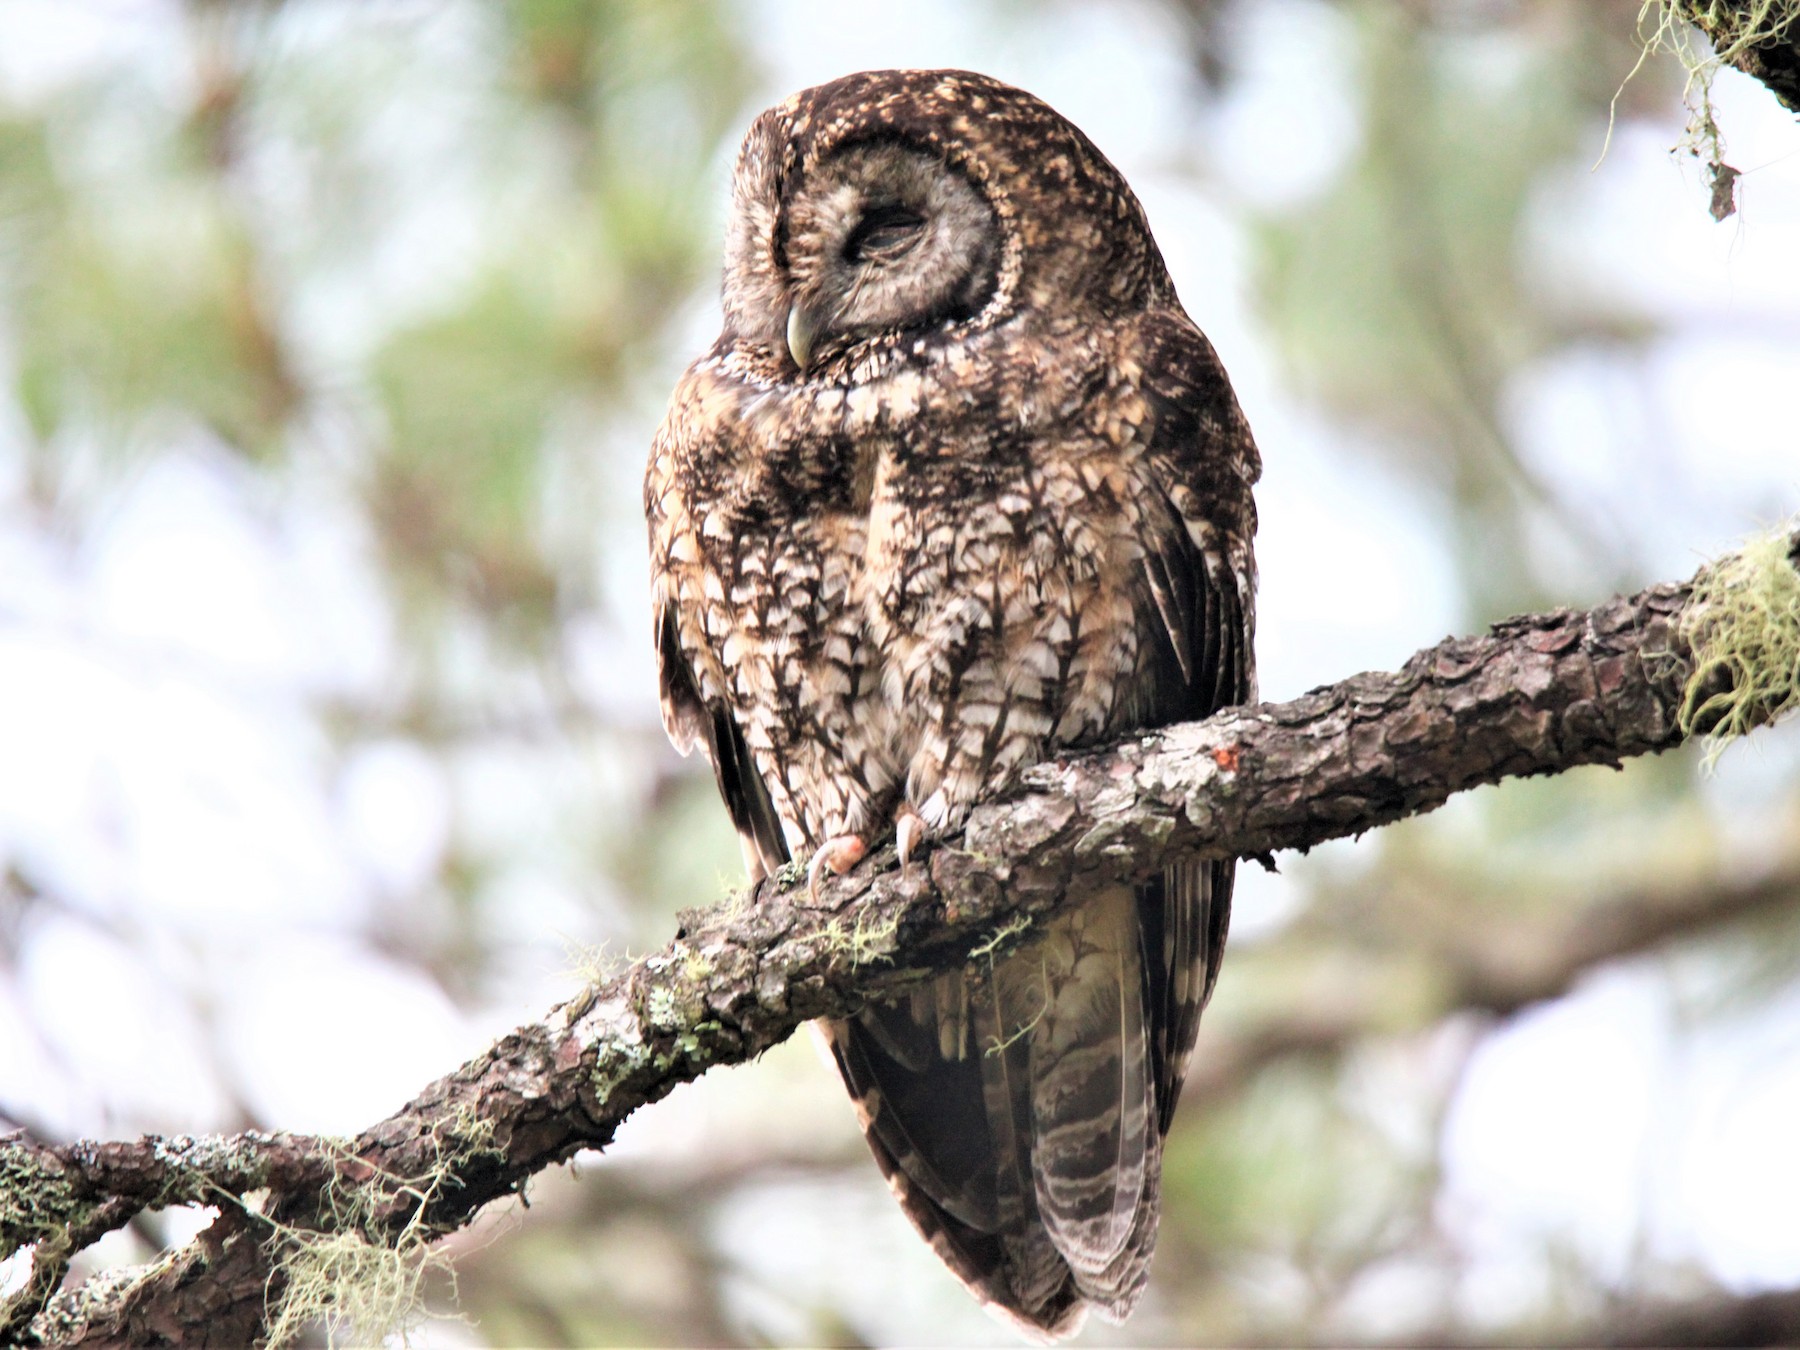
top-left (844, 203), bottom-right (926, 263)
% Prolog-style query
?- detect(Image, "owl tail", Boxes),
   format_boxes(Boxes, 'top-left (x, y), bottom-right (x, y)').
top-left (822, 885), bottom-right (1160, 1336)
top-left (986, 885), bottom-right (1159, 1316)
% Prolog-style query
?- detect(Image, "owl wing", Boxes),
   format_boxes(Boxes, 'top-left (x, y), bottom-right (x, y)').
top-left (989, 307), bottom-right (1261, 1323)
top-left (1005, 309), bottom-right (1259, 1315)
top-left (647, 398), bottom-right (791, 886)
top-left (826, 312), bottom-right (1260, 1332)
top-left (1128, 307), bottom-right (1259, 1131)
top-left (653, 597), bottom-right (790, 882)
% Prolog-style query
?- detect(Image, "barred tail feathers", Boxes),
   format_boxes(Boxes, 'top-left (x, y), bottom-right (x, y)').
top-left (823, 884), bottom-right (1167, 1332)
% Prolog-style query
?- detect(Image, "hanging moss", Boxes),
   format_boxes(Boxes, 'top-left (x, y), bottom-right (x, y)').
top-left (261, 1122), bottom-right (498, 1349)
top-left (1622, 0), bottom-right (1800, 216)
top-left (1678, 525), bottom-right (1800, 760)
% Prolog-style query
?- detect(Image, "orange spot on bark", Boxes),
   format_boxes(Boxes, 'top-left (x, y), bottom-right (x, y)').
top-left (1211, 745), bottom-right (1240, 773)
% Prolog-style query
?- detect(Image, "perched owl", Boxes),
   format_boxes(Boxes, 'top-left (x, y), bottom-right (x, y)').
top-left (645, 69), bottom-right (1259, 1335)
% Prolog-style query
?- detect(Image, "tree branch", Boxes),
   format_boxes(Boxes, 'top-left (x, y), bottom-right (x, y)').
top-left (4, 529), bottom-right (1796, 1347)
top-left (1674, 0), bottom-right (1800, 113)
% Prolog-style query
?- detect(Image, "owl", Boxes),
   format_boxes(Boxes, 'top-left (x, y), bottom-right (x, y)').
top-left (645, 69), bottom-right (1259, 1334)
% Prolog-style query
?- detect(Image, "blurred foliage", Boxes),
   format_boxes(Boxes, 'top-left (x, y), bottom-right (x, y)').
top-left (369, 0), bottom-right (752, 626)
top-left (1252, 0), bottom-right (1661, 619)
top-left (1, 0), bottom-right (750, 631)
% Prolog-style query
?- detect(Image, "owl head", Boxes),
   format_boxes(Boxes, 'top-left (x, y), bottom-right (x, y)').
top-left (719, 69), bottom-right (1175, 379)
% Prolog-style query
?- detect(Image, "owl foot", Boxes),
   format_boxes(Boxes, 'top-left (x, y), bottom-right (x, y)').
top-left (807, 834), bottom-right (867, 903)
top-left (895, 806), bottom-right (928, 869)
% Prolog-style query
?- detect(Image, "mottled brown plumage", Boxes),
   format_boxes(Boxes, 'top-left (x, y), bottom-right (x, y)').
top-left (645, 69), bottom-right (1259, 1335)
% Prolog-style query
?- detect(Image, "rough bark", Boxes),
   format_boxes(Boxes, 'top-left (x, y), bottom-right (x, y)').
top-left (2, 533), bottom-right (1796, 1348)
top-left (1675, 0), bottom-right (1800, 112)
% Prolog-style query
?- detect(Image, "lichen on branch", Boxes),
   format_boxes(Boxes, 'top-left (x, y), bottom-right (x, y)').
top-left (1680, 521), bottom-right (1800, 755)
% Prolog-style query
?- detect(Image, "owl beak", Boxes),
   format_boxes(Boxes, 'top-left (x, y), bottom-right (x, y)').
top-left (785, 301), bottom-right (818, 372)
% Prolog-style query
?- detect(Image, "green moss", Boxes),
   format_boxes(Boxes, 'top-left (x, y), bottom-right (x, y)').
top-left (1616, 0), bottom-right (1800, 212)
top-left (644, 983), bottom-right (683, 1029)
top-left (983, 983), bottom-right (1049, 1057)
top-left (562, 939), bottom-right (620, 987)
top-left (1679, 526), bottom-right (1800, 762)
top-left (0, 1148), bottom-right (82, 1334)
top-left (818, 906), bottom-right (902, 968)
top-left (682, 950), bottom-right (715, 981)
top-left (266, 1227), bottom-right (430, 1349)
top-left (672, 1019), bottom-right (726, 1060)
top-left (22, 1254), bottom-right (179, 1345)
top-left (967, 915), bottom-right (1049, 1057)
top-left (968, 913), bottom-right (1033, 962)
top-left (1, 1136), bottom-right (311, 1335)
top-left (0, 1146), bottom-right (80, 1247)
top-left (590, 1037), bottom-right (656, 1103)
top-left (262, 1123), bottom-right (497, 1349)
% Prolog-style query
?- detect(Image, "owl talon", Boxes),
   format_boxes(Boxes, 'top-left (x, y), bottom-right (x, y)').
top-left (807, 834), bottom-right (867, 903)
top-left (896, 807), bottom-right (927, 869)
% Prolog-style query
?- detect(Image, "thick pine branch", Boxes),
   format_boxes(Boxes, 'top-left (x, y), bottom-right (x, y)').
top-left (4, 532), bottom-right (1796, 1348)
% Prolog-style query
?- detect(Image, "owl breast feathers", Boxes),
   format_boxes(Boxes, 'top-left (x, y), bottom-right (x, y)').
top-left (645, 68), bottom-right (1259, 1335)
